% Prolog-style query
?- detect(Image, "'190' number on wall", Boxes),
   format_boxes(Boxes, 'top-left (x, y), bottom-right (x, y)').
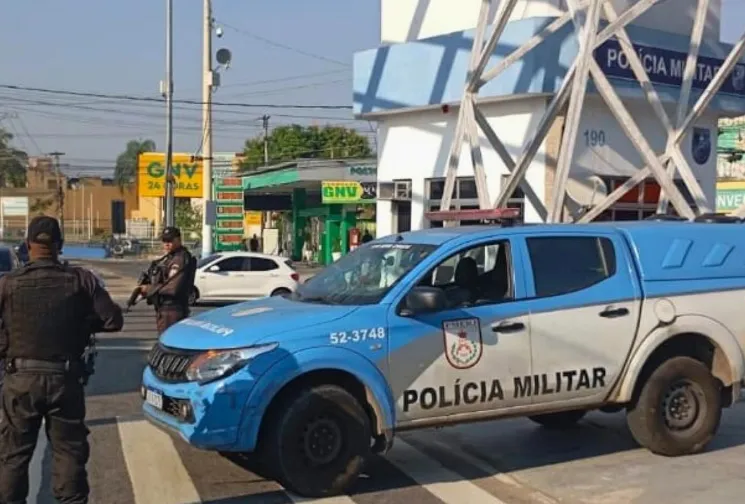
top-left (584, 129), bottom-right (606, 147)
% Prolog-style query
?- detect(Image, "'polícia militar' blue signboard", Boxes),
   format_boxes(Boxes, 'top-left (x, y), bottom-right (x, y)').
top-left (595, 39), bottom-right (745, 97)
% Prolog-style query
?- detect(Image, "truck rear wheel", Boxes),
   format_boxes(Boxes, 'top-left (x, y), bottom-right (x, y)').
top-left (528, 409), bottom-right (586, 429)
top-left (261, 384), bottom-right (371, 497)
top-left (626, 356), bottom-right (721, 456)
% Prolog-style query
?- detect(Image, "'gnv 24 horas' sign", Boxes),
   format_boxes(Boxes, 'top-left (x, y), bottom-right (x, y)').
top-left (595, 39), bottom-right (745, 97)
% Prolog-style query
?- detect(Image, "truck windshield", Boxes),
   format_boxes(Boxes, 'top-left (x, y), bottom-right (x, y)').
top-left (294, 242), bottom-right (437, 305)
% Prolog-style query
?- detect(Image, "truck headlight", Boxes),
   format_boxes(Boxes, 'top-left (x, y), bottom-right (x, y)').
top-left (185, 343), bottom-right (278, 384)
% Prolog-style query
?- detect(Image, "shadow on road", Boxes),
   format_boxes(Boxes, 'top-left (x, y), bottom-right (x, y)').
top-left (204, 406), bottom-right (745, 500)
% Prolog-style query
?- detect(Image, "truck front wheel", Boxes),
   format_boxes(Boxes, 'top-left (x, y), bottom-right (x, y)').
top-left (528, 409), bottom-right (586, 429)
top-left (261, 384), bottom-right (371, 497)
top-left (626, 356), bottom-right (722, 456)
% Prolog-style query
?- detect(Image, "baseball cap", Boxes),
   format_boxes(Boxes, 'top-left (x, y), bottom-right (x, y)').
top-left (27, 216), bottom-right (63, 245)
top-left (161, 226), bottom-right (182, 242)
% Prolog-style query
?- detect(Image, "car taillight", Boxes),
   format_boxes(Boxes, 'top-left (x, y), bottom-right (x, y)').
top-left (291, 272), bottom-right (299, 282)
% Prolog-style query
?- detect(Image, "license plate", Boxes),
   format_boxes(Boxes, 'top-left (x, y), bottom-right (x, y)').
top-left (145, 389), bottom-right (163, 410)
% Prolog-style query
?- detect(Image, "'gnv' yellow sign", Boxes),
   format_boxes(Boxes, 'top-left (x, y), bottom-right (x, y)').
top-left (137, 153), bottom-right (203, 198)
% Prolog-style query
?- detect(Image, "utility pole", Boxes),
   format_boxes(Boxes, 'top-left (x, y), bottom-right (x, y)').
top-left (163, 0), bottom-right (175, 228)
top-left (262, 115), bottom-right (270, 165)
top-left (201, 0), bottom-right (214, 258)
top-left (48, 151), bottom-right (65, 235)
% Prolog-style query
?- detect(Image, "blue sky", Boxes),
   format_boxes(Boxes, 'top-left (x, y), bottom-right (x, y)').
top-left (0, 0), bottom-right (742, 176)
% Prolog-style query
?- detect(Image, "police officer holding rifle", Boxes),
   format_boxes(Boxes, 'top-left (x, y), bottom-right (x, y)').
top-left (131, 226), bottom-right (196, 335)
top-left (0, 216), bottom-right (123, 504)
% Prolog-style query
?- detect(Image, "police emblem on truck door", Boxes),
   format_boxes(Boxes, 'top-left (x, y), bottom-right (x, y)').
top-left (443, 318), bottom-right (482, 369)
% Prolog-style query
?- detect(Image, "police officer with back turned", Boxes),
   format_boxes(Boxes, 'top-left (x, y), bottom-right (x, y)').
top-left (141, 226), bottom-right (195, 335)
top-left (0, 216), bottom-right (123, 504)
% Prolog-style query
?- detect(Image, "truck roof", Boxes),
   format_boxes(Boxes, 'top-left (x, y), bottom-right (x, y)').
top-left (380, 221), bottom-right (745, 289)
top-left (375, 220), bottom-right (696, 245)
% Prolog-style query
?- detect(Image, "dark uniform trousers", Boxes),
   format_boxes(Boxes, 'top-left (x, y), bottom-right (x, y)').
top-left (0, 370), bottom-right (89, 504)
top-left (156, 306), bottom-right (189, 335)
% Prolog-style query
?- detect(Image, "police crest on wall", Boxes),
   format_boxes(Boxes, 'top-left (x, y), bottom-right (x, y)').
top-left (692, 127), bottom-right (711, 165)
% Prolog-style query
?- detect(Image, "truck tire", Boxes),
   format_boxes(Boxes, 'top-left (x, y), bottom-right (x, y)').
top-left (260, 384), bottom-right (371, 497)
top-left (626, 356), bottom-right (721, 457)
top-left (528, 409), bottom-right (586, 429)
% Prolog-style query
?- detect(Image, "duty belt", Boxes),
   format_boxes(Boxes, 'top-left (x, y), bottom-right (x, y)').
top-left (6, 358), bottom-right (84, 374)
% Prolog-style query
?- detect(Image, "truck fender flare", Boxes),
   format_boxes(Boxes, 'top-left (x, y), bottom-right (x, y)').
top-left (239, 346), bottom-right (396, 451)
top-left (614, 314), bottom-right (745, 403)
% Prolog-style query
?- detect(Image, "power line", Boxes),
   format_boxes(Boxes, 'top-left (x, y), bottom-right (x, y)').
top-left (213, 68), bottom-right (350, 90)
top-left (217, 20), bottom-right (350, 68)
top-left (0, 84), bottom-right (353, 109)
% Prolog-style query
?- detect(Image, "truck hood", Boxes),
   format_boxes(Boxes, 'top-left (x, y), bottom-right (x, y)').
top-left (159, 296), bottom-right (357, 350)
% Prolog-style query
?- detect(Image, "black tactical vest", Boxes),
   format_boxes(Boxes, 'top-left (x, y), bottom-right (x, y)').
top-left (2, 261), bottom-right (91, 361)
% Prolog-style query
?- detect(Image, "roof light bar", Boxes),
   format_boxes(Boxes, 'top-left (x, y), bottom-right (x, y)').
top-left (424, 208), bottom-right (521, 222)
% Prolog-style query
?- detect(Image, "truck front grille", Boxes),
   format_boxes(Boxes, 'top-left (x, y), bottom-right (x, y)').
top-left (147, 343), bottom-right (199, 383)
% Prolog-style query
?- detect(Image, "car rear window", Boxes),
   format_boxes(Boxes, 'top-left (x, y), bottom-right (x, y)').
top-left (197, 254), bottom-right (222, 268)
top-left (284, 260), bottom-right (295, 270)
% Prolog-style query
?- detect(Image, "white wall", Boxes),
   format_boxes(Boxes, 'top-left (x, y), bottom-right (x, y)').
top-left (381, 0), bottom-right (721, 44)
top-left (571, 96), bottom-right (718, 205)
top-left (375, 97), bottom-right (550, 235)
top-left (375, 95), bottom-right (718, 233)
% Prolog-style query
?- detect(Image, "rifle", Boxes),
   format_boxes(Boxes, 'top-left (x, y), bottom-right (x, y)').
top-left (124, 255), bottom-right (167, 312)
top-left (124, 253), bottom-right (196, 312)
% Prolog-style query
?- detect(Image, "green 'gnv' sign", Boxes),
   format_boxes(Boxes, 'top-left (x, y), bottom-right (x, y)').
top-left (321, 181), bottom-right (376, 204)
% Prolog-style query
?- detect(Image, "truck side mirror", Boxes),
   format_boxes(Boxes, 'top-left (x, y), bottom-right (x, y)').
top-left (400, 286), bottom-right (447, 316)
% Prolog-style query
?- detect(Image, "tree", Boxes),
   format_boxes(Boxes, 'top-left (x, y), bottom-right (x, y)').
top-left (175, 199), bottom-right (202, 239)
top-left (29, 197), bottom-right (54, 215)
top-left (240, 125), bottom-right (372, 171)
top-left (0, 128), bottom-right (28, 188)
top-left (114, 139), bottom-right (156, 188)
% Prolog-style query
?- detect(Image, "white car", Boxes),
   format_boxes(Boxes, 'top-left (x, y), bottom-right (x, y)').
top-left (190, 251), bottom-right (299, 305)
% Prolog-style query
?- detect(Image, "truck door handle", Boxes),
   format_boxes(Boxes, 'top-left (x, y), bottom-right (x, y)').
top-left (491, 321), bottom-right (525, 333)
top-left (599, 307), bottom-right (629, 318)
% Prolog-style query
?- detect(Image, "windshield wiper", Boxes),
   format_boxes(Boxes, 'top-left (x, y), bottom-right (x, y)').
top-left (294, 292), bottom-right (337, 304)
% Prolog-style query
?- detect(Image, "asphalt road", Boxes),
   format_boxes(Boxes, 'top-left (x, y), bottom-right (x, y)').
top-left (21, 259), bottom-right (745, 503)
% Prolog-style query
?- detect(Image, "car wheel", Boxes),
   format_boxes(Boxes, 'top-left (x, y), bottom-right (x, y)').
top-left (271, 288), bottom-right (291, 297)
top-left (528, 409), bottom-right (586, 429)
top-left (188, 287), bottom-right (199, 306)
top-left (260, 384), bottom-right (371, 497)
top-left (626, 356), bottom-right (721, 456)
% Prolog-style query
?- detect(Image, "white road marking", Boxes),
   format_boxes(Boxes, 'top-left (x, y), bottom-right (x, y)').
top-left (97, 345), bottom-right (153, 351)
top-left (423, 435), bottom-right (559, 504)
top-left (387, 438), bottom-right (509, 504)
top-left (28, 421), bottom-right (48, 501)
top-left (287, 494), bottom-right (358, 504)
top-left (117, 419), bottom-right (201, 504)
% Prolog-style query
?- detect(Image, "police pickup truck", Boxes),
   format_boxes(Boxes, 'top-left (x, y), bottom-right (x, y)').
top-left (141, 220), bottom-right (745, 497)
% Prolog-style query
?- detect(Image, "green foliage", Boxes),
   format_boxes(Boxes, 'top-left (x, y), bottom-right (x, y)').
top-left (114, 139), bottom-right (156, 188)
top-left (29, 197), bottom-right (54, 214)
top-left (175, 199), bottom-right (202, 239)
top-left (240, 124), bottom-right (372, 171)
top-left (0, 128), bottom-right (28, 188)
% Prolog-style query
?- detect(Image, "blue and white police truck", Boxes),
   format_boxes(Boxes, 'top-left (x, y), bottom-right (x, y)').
top-left (141, 215), bottom-right (745, 497)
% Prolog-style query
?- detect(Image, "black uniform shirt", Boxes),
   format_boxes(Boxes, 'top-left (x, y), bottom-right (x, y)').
top-left (0, 259), bottom-right (124, 361)
top-left (146, 246), bottom-right (194, 306)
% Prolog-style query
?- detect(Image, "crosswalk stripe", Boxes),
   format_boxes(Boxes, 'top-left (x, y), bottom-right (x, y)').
top-left (117, 419), bottom-right (201, 504)
top-left (387, 438), bottom-right (509, 504)
top-left (287, 494), bottom-right (358, 504)
top-left (28, 424), bottom-right (48, 502)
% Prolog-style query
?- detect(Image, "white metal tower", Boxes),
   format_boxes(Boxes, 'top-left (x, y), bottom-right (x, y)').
top-left (432, 0), bottom-right (745, 224)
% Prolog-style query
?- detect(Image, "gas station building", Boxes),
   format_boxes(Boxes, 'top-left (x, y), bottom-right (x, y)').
top-left (241, 158), bottom-right (377, 265)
